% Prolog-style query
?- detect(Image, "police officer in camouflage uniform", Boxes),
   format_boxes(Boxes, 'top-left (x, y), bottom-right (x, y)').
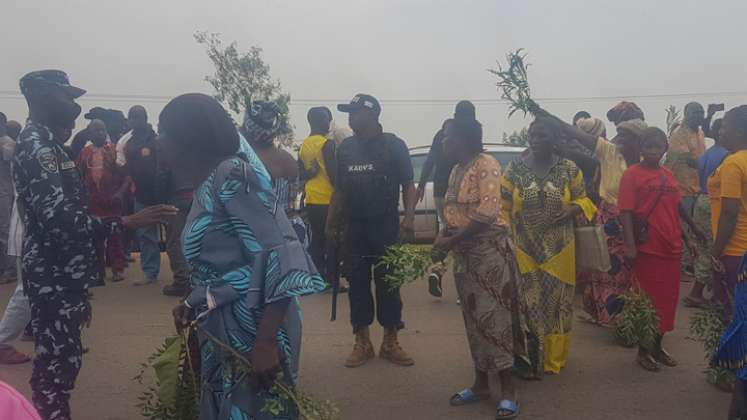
top-left (13, 70), bottom-right (177, 420)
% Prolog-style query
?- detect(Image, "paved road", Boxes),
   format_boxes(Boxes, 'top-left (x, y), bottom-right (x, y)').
top-left (0, 257), bottom-right (730, 419)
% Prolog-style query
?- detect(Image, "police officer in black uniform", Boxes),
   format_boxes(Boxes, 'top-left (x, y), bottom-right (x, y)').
top-left (13, 70), bottom-right (176, 420)
top-left (330, 94), bottom-right (417, 368)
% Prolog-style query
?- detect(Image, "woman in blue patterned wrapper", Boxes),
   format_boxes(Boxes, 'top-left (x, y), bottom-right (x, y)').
top-left (240, 101), bottom-right (310, 248)
top-left (166, 93), bottom-right (326, 420)
top-left (713, 252), bottom-right (747, 419)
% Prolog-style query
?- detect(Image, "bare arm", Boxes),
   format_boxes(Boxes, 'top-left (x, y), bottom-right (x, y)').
top-left (712, 198), bottom-right (740, 258)
top-left (401, 182), bottom-right (417, 230)
top-left (537, 109), bottom-right (599, 152)
top-left (322, 140), bottom-right (337, 187)
top-left (620, 210), bottom-right (637, 259)
top-left (250, 298), bottom-right (291, 390)
top-left (419, 131), bottom-right (441, 187)
top-left (679, 202), bottom-right (705, 242)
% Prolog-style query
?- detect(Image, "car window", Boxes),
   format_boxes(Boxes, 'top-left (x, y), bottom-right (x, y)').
top-left (489, 151), bottom-right (523, 169)
top-left (410, 153), bottom-right (428, 182)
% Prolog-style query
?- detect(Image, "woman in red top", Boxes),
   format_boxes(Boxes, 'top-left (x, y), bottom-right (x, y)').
top-left (619, 127), bottom-right (704, 372)
top-left (77, 119), bottom-right (130, 283)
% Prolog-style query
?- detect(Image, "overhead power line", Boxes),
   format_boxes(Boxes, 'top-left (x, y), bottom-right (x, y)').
top-left (2, 90), bottom-right (747, 106)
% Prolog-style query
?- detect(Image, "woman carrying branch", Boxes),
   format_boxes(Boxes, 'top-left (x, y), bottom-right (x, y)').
top-left (434, 118), bottom-right (522, 419)
top-left (501, 117), bottom-right (596, 378)
top-left (548, 113), bottom-right (647, 327)
top-left (166, 94), bottom-right (326, 419)
top-left (618, 127), bottom-right (704, 372)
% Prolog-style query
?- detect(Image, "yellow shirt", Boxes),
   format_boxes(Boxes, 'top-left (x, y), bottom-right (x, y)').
top-left (708, 150), bottom-right (747, 256)
top-left (299, 135), bottom-right (334, 205)
top-left (594, 137), bottom-right (628, 206)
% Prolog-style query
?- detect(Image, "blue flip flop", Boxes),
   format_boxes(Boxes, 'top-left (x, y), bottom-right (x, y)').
top-left (496, 399), bottom-right (519, 419)
top-left (449, 388), bottom-right (485, 406)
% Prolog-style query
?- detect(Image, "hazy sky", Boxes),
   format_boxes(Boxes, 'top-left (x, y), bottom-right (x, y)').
top-left (2, 0), bottom-right (747, 146)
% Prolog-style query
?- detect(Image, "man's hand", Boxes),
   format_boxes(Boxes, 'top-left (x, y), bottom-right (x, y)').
top-left (400, 216), bottom-right (415, 243)
top-left (122, 205), bottom-right (178, 230)
top-left (249, 339), bottom-right (282, 392)
top-left (416, 183), bottom-right (426, 203)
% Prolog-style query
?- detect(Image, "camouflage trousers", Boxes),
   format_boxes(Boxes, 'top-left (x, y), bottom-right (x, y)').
top-left (30, 298), bottom-right (85, 420)
top-left (692, 194), bottom-right (714, 286)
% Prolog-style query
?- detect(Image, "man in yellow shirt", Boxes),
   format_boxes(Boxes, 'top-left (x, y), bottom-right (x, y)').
top-left (299, 107), bottom-right (337, 287)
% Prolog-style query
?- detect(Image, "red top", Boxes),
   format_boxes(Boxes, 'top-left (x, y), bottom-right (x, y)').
top-left (618, 164), bottom-right (682, 258)
top-left (77, 143), bottom-right (126, 217)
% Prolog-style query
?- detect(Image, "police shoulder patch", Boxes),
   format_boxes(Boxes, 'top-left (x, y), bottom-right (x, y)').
top-left (37, 149), bottom-right (59, 173)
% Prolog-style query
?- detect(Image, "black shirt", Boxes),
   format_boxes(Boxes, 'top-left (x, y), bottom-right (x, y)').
top-left (124, 126), bottom-right (158, 205)
top-left (419, 129), bottom-right (456, 198)
top-left (337, 129), bottom-right (413, 222)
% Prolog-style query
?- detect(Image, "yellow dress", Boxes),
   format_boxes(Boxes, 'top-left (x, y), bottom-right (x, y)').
top-left (501, 157), bottom-right (595, 375)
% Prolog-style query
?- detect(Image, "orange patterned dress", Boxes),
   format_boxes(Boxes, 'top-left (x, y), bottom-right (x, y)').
top-left (444, 153), bottom-right (523, 373)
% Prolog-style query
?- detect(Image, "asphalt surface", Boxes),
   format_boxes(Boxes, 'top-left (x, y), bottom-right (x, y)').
top-left (0, 256), bottom-right (731, 420)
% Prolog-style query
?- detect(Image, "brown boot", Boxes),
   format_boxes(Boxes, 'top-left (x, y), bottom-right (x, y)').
top-left (345, 327), bottom-right (375, 368)
top-left (379, 328), bottom-right (414, 366)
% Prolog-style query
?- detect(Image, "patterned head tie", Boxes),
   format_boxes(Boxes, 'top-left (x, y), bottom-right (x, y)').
top-left (242, 101), bottom-right (282, 145)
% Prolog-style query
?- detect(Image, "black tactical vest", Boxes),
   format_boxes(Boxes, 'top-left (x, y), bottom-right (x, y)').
top-left (338, 133), bottom-right (401, 222)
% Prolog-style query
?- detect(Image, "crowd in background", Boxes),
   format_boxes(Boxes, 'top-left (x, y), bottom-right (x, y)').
top-left (0, 67), bottom-right (747, 420)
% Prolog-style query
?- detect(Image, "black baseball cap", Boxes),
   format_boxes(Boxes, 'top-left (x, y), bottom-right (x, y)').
top-left (337, 94), bottom-right (381, 116)
top-left (19, 70), bottom-right (86, 99)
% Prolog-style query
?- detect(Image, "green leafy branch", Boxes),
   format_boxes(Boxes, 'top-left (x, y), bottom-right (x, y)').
top-left (378, 244), bottom-right (433, 291)
top-left (136, 324), bottom-right (339, 420)
top-left (489, 49), bottom-right (540, 118)
top-left (689, 304), bottom-right (735, 392)
top-left (613, 290), bottom-right (659, 351)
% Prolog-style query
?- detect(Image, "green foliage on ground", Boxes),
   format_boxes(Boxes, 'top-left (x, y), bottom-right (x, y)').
top-left (136, 326), bottom-right (340, 419)
top-left (689, 304), bottom-right (735, 392)
top-left (613, 290), bottom-right (659, 350)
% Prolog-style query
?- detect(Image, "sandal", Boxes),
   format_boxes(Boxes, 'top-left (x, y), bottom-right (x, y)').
top-left (428, 273), bottom-right (443, 298)
top-left (449, 388), bottom-right (487, 406)
top-left (637, 354), bottom-right (661, 372)
top-left (654, 349), bottom-right (678, 367)
top-left (496, 399), bottom-right (520, 419)
top-left (683, 296), bottom-right (707, 308)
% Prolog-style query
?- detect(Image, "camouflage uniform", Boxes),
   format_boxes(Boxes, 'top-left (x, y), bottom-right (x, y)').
top-left (13, 121), bottom-right (120, 420)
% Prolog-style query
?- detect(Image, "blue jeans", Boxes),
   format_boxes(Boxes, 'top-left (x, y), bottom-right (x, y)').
top-left (135, 200), bottom-right (161, 280)
top-left (0, 259), bottom-right (30, 350)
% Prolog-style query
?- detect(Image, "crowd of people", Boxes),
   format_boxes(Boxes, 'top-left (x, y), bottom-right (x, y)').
top-left (0, 68), bottom-right (746, 420)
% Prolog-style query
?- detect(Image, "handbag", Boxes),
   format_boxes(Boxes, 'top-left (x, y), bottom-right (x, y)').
top-left (632, 175), bottom-right (666, 245)
top-left (575, 222), bottom-right (611, 273)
